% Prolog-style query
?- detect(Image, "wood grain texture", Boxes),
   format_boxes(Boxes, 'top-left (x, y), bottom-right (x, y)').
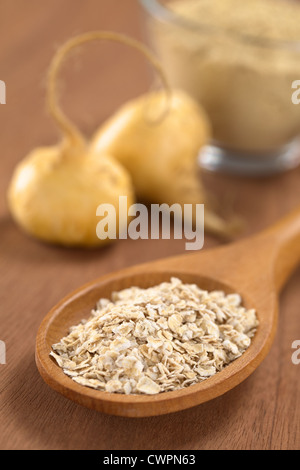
top-left (0, 0), bottom-right (300, 450)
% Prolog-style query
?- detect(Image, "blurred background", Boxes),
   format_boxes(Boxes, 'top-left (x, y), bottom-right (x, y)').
top-left (0, 0), bottom-right (299, 451)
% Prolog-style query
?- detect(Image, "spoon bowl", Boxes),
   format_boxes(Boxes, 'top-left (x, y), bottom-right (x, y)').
top-left (35, 207), bottom-right (300, 417)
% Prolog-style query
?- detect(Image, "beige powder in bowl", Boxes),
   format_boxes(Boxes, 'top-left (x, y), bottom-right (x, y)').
top-left (147, 0), bottom-right (300, 154)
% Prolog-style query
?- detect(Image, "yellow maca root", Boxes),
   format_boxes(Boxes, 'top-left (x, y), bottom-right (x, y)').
top-left (8, 142), bottom-right (134, 246)
top-left (91, 89), bottom-right (238, 237)
top-left (7, 32), bottom-right (171, 247)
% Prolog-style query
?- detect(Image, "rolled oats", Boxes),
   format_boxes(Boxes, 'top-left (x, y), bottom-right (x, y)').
top-left (50, 278), bottom-right (258, 395)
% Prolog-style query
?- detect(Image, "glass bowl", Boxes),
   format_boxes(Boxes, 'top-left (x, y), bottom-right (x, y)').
top-left (139, 0), bottom-right (300, 175)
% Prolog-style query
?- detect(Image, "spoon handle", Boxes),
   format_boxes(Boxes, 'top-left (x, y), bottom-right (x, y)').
top-left (168, 205), bottom-right (300, 296)
top-left (126, 206), bottom-right (300, 298)
top-left (264, 205), bottom-right (300, 292)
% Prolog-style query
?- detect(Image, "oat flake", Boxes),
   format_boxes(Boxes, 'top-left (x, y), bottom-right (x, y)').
top-left (50, 278), bottom-right (258, 395)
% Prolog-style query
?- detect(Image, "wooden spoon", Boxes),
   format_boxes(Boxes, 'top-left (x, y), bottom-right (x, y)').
top-left (35, 206), bottom-right (300, 417)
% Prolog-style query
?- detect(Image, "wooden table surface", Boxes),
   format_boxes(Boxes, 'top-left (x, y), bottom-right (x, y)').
top-left (0, 0), bottom-right (299, 451)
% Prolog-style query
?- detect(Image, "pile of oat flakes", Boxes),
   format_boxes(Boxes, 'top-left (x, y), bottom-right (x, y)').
top-left (50, 277), bottom-right (258, 395)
